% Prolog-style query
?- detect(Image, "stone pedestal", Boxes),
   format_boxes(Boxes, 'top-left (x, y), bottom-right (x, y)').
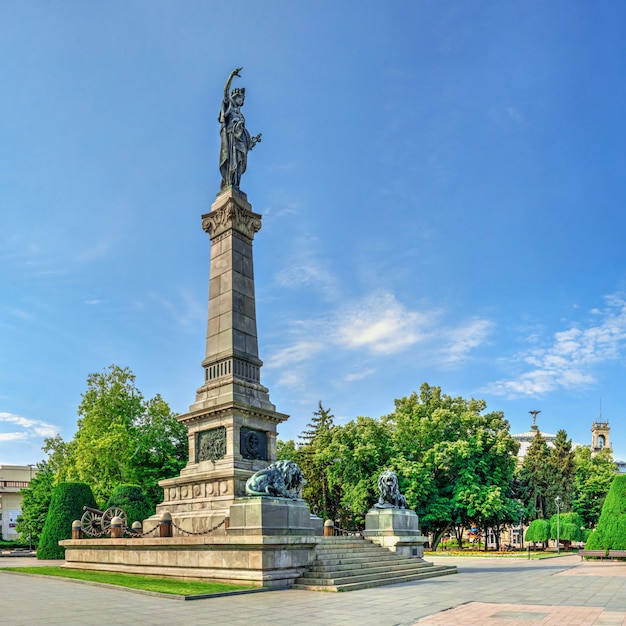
top-left (228, 498), bottom-right (316, 536)
top-left (363, 508), bottom-right (427, 558)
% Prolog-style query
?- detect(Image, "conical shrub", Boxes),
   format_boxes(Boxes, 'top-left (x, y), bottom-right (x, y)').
top-left (105, 484), bottom-right (153, 526)
top-left (585, 474), bottom-right (623, 550)
top-left (37, 482), bottom-right (96, 560)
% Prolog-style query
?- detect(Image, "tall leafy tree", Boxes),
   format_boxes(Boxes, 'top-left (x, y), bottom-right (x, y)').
top-left (518, 430), bottom-right (551, 519)
top-left (545, 429), bottom-right (575, 514)
top-left (384, 383), bottom-right (518, 549)
top-left (123, 394), bottom-right (187, 507)
top-left (325, 416), bottom-right (394, 526)
top-left (53, 365), bottom-right (186, 505)
top-left (276, 439), bottom-right (299, 462)
top-left (297, 402), bottom-right (339, 520)
top-left (572, 446), bottom-right (616, 528)
top-left (15, 461), bottom-right (55, 547)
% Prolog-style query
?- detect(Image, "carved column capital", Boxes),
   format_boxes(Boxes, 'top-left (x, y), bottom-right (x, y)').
top-left (202, 188), bottom-right (262, 241)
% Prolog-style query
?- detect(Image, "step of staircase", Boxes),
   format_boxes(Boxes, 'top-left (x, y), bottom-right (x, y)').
top-left (292, 536), bottom-right (457, 592)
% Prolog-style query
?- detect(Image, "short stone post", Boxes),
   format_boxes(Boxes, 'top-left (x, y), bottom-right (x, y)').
top-left (110, 516), bottom-right (123, 539)
top-left (72, 520), bottom-right (82, 540)
top-left (131, 521), bottom-right (142, 535)
top-left (324, 519), bottom-right (335, 537)
top-left (159, 511), bottom-right (173, 538)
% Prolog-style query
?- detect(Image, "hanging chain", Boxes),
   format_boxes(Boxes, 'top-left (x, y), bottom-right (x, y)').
top-left (123, 523), bottom-right (161, 538)
top-left (80, 517), bottom-right (227, 538)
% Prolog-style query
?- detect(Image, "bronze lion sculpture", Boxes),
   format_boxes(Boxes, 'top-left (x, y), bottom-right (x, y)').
top-left (375, 469), bottom-right (408, 509)
top-left (245, 459), bottom-right (305, 499)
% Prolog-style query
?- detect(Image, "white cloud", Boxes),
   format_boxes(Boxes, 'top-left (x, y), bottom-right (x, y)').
top-left (265, 290), bottom-right (492, 389)
top-left (439, 319), bottom-right (494, 365)
top-left (275, 261), bottom-right (339, 299)
top-left (0, 432), bottom-right (29, 442)
top-left (265, 341), bottom-right (324, 369)
top-left (486, 293), bottom-right (626, 398)
top-left (333, 292), bottom-right (429, 355)
top-left (0, 412), bottom-right (59, 440)
top-left (344, 368), bottom-right (375, 382)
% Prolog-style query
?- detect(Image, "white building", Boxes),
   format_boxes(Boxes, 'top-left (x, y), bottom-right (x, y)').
top-left (0, 465), bottom-right (35, 541)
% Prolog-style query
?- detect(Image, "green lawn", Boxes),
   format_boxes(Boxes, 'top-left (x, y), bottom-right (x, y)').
top-left (0, 566), bottom-right (259, 597)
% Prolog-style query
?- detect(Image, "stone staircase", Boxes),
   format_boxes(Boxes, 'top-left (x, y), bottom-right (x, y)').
top-left (292, 535), bottom-right (457, 592)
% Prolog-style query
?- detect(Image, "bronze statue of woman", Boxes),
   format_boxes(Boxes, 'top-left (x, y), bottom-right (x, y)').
top-left (218, 67), bottom-right (261, 190)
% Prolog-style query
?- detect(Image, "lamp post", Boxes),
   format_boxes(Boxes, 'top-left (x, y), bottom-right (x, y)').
top-left (555, 496), bottom-right (562, 555)
top-left (27, 464), bottom-right (36, 552)
top-left (518, 508), bottom-right (524, 551)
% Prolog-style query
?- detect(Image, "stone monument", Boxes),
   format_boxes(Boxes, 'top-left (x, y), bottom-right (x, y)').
top-left (363, 470), bottom-right (427, 558)
top-left (155, 67), bottom-right (299, 534)
top-left (61, 70), bottom-right (319, 587)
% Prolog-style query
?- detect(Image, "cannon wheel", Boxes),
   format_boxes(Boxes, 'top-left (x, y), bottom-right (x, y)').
top-left (80, 509), bottom-right (102, 537)
top-left (101, 507), bottom-right (127, 534)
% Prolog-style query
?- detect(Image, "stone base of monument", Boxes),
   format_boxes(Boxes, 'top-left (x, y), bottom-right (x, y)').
top-left (228, 497), bottom-right (318, 536)
top-left (60, 498), bottom-right (322, 588)
top-left (362, 508), bottom-right (428, 558)
top-left (60, 534), bottom-right (318, 588)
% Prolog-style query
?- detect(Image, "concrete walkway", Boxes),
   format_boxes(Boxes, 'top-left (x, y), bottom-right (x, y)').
top-left (1, 554), bottom-right (626, 625)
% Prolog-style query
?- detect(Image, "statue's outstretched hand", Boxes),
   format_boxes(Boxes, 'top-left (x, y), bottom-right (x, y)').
top-left (233, 67), bottom-right (243, 77)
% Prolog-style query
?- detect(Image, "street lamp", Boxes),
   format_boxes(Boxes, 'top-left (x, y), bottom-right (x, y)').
top-left (27, 464), bottom-right (36, 552)
top-left (518, 508), bottom-right (524, 551)
top-left (555, 496), bottom-right (562, 555)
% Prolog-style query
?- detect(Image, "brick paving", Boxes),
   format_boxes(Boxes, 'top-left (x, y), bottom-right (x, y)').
top-left (2, 554), bottom-right (626, 625)
top-left (416, 602), bottom-right (615, 625)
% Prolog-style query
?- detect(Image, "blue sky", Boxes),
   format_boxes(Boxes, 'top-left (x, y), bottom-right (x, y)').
top-left (2, 1), bottom-right (626, 465)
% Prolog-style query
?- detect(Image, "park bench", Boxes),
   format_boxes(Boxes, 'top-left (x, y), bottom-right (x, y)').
top-left (579, 549), bottom-right (608, 560)
top-left (608, 550), bottom-right (626, 560)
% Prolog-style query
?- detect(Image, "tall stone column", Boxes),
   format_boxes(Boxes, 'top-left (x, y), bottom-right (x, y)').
top-left (157, 186), bottom-right (288, 532)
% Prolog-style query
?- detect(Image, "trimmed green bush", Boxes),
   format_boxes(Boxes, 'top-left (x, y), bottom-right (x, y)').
top-left (586, 475), bottom-right (626, 550)
top-left (38, 482), bottom-right (96, 560)
top-left (105, 484), bottom-right (153, 526)
top-left (550, 511), bottom-right (584, 549)
top-left (525, 519), bottom-right (550, 544)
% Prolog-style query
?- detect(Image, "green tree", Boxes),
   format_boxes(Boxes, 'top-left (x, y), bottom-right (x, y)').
top-left (384, 384), bottom-right (518, 550)
top-left (55, 365), bottom-right (186, 505)
top-left (326, 416), bottom-right (394, 526)
top-left (38, 482), bottom-right (97, 560)
top-left (549, 511), bottom-right (584, 551)
top-left (297, 402), bottom-right (339, 520)
top-left (585, 474), bottom-right (626, 550)
top-left (15, 462), bottom-right (55, 547)
top-left (518, 431), bottom-right (551, 519)
top-left (572, 446), bottom-right (616, 528)
top-left (525, 518), bottom-right (550, 547)
top-left (123, 394), bottom-right (187, 507)
top-left (105, 484), bottom-right (153, 526)
top-left (276, 439), bottom-right (299, 461)
top-left (545, 429), bottom-right (575, 514)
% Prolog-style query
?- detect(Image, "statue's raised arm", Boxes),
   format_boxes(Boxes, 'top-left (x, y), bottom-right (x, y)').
top-left (218, 67), bottom-right (261, 190)
top-left (223, 67), bottom-right (242, 102)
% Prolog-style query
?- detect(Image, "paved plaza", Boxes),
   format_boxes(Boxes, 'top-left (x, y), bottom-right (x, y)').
top-left (2, 554), bottom-right (626, 625)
